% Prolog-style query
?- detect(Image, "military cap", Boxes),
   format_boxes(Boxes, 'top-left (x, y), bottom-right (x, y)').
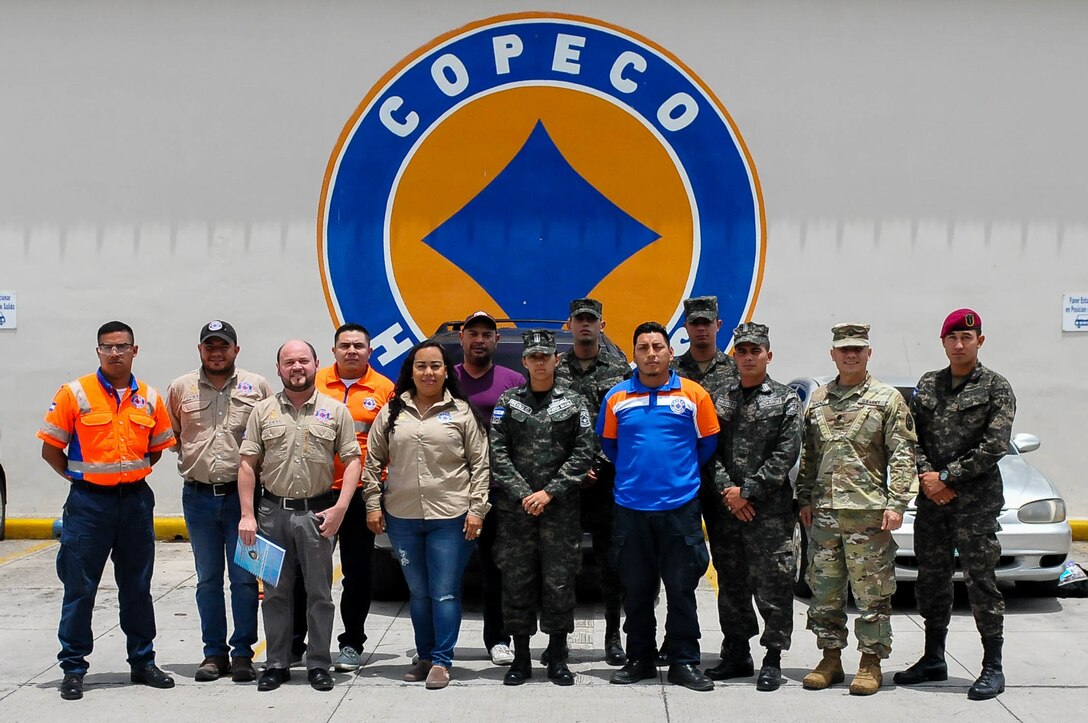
top-left (940, 308), bottom-right (982, 337)
top-left (521, 328), bottom-right (557, 356)
top-left (733, 322), bottom-right (769, 348)
top-left (569, 297), bottom-right (603, 319)
top-left (683, 296), bottom-right (718, 322)
top-left (831, 322), bottom-right (871, 348)
top-left (200, 320), bottom-right (237, 344)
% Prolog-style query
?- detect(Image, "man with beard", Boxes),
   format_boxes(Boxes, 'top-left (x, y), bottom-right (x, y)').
top-left (238, 340), bottom-right (360, 692)
top-left (290, 323), bottom-right (395, 672)
top-left (554, 298), bottom-right (631, 666)
top-left (453, 311), bottom-right (526, 666)
top-left (167, 321), bottom-right (273, 683)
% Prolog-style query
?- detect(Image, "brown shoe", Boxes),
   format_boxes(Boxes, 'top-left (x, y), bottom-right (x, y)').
top-left (231, 656), bottom-right (256, 682)
top-left (425, 664), bottom-right (450, 690)
top-left (403, 660), bottom-right (433, 682)
top-left (195, 655), bottom-right (231, 682)
top-left (802, 648), bottom-right (845, 690)
top-left (849, 653), bottom-right (883, 696)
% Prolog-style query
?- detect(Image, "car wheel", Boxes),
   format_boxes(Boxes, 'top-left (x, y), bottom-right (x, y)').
top-left (371, 547), bottom-right (409, 601)
top-left (792, 520), bottom-right (811, 598)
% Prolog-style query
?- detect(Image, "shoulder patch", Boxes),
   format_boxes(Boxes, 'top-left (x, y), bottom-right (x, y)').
top-left (491, 406), bottom-right (505, 424)
top-left (579, 409), bottom-right (591, 428)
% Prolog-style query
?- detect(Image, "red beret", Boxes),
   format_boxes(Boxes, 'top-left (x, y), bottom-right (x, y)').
top-left (941, 308), bottom-right (982, 337)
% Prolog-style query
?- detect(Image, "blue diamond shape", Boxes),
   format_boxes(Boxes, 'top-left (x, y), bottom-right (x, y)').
top-left (422, 121), bottom-right (660, 320)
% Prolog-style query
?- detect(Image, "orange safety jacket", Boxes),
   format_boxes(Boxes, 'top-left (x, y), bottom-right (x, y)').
top-left (315, 364), bottom-right (395, 489)
top-left (38, 370), bottom-right (176, 486)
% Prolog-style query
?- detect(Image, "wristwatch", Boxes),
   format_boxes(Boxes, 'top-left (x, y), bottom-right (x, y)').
top-left (938, 470), bottom-right (950, 483)
top-left (739, 486), bottom-right (752, 500)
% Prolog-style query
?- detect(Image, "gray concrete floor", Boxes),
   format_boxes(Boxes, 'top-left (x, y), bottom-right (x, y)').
top-left (0, 539), bottom-right (1085, 722)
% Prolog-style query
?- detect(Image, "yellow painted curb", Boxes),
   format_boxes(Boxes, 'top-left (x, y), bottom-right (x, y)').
top-left (1071, 519), bottom-right (1088, 541)
top-left (5, 517), bottom-right (190, 541)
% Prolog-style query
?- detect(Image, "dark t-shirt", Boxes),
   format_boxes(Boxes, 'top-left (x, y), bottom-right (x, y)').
top-left (453, 363), bottom-right (526, 430)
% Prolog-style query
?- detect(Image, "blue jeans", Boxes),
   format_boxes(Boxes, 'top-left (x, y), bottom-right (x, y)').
top-left (182, 485), bottom-right (259, 659)
top-left (57, 481), bottom-right (157, 674)
top-left (385, 513), bottom-right (475, 668)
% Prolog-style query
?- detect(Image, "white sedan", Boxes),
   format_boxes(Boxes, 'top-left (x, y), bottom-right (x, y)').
top-left (787, 375), bottom-right (1072, 595)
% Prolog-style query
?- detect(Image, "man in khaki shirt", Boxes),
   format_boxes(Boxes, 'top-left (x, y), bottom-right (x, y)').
top-left (167, 320), bottom-right (273, 684)
top-left (238, 340), bottom-right (360, 693)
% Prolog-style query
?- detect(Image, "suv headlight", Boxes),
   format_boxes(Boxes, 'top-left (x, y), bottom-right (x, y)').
top-left (1017, 499), bottom-right (1066, 524)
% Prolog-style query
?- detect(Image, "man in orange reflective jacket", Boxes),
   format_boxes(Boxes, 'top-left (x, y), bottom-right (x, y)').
top-left (39, 321), bottom-right (177, 701)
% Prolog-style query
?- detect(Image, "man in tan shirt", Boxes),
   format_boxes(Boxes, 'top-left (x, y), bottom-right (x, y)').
top-left (167, 320), bottom-right (273, 684)
top-left (238, 339), bottom-right (360, 693)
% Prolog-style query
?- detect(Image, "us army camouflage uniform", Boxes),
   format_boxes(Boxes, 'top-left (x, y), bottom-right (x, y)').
top-left (711, 376), bottom-right (803, 652)
top-left (795, 374), bottom-right (917, 658)
top-left (490, 384), bottom-right (594, 635)
top-left (910, 363), bottom-right (1015, 638)
top-left (555, 348), bottom-right (631, 619)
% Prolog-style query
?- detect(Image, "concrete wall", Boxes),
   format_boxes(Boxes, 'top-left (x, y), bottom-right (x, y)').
top-left (2, 0), bottom-right (1086, 517)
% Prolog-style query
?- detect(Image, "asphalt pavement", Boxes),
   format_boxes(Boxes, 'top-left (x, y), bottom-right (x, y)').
top-left (0, 539), bottom-right (1084, 722)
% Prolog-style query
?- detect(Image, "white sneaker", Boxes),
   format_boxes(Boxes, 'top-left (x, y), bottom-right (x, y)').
top-left (490, 643), bottom-right (515, 666)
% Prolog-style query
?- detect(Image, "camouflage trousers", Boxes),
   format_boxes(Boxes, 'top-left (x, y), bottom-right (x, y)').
top-left (806, 508), bottom-right (896, 658)
top-left (708, 508), bottom-right (795, 651)
top-left (913, 499), bottom-right (1004, 637)
top-left (496, 498), bottom-right (581, 635)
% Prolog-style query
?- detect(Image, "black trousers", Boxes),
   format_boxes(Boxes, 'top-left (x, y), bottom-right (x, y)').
top-left (613, 497), bottom-right (710, 665)
top-left (477, 488), bottom-right (510, 649)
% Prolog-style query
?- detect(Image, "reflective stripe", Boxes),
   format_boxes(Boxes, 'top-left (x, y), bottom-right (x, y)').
top-left (67, 458), bottom-right (151, 475)
top-left (353, 421), bottom-right (372, 434)
top-left (40, 422), bottom-right (71, 443)
top-left (149, 430), bottom-right (174, 447)
top-left (145, 387), bottom-right (159, 417)
top-left (67, 381), bottom-right (92, 414)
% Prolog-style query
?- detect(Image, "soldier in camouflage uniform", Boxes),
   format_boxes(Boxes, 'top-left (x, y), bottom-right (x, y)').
top-left (554, 297), bottom-right (631, 666)
top-left (704, 323), bottom-right (802, 692)
top-left (490, 329), bottom-right (595, 687)
top-left (894, 309), bottom-right (1016, 701)
top-left (671, 295), bottom-right (739, 663)
top-left (795, 323), bottom-right (917, 696)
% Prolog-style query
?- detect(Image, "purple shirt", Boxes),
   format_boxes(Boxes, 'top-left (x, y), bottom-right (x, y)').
top-left (454, 363), bottom-right (526, 431)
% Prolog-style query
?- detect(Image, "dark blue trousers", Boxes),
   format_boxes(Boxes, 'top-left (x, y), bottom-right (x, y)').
top-left (56, 480), bottom-right (158, 674)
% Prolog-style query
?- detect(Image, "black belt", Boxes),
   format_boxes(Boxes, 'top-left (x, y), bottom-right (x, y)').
top-left (184, 480), bottom-right (238, 497)
top-left (70, 479), bottom-right (146, 497)
top-left (261, 488), bottom-right (338, 512)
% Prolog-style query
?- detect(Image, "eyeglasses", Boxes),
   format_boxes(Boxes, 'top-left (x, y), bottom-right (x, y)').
top-left (97, 344), bottom-right (134, 354)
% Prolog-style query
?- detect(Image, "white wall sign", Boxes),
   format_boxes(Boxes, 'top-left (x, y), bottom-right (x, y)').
top-left (1062, 293), bottom-right (1088, 332)
top-left (0, 291), bottom-right (15, 329)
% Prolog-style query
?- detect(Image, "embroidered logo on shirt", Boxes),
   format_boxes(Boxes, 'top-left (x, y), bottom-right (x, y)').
top-left (669, 398), bottom-right (688, 414)
top-left (437, 411), bottom-right (454, 422)
top-left (315, 408), bottom-right (332, 421)
top-left (237, 381), bottom-right (253, 394)
top-left (363, 397), bottom-right (377, 410)
top-left (547, 398), bottom-right (574, 415)
top-left (491, 406), bottom-right (505, 423)
top-left (579, 410), bottom-right (591, 428)
top-left (131, 394), bottom-right (147, 409)
top-left (508, 399), bottom-right (533, 415)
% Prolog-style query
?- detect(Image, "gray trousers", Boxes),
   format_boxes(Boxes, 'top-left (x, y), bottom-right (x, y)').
top-left (257, 498), bottom-right (335, 670)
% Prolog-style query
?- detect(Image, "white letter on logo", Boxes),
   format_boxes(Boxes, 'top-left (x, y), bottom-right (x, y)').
top-left (657, 92), bottom-right (699, 131)
top-left (609, 51), bottom-right (646, 94)
top-left (431, 53), bottom-right (470, 97)
top-left (552, 34), bottom-right (585, 75)
top-left (371, 323), bottom-right (415, 366)
top-left (669, 327), bottom-right (691, 357)
top-left (379, 97), bottom-right (419, 138)
top-left (493, 34), bottom-right (524, 75)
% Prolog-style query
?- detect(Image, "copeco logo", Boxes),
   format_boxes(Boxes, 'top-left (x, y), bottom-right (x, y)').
top-left (318, 12), bottom-right (765, 377)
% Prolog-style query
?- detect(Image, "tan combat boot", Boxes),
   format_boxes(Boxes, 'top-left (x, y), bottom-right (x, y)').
top-left (849, 653), bottom-right (883, 695)
top-left (802, 648), bottom-right (845, 690)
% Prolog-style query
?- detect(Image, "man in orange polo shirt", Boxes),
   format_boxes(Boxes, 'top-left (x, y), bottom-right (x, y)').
top-left (291, 323), bottom-right (395, 671)
top-left (38, 321), bottom-right (177, 701)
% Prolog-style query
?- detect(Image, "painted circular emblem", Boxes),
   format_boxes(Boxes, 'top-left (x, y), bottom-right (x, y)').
top-left (319, 12), bottom-right (765, 377)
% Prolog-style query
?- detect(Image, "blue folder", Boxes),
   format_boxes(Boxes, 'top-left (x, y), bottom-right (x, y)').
top-left (234, 534), bottom-right (286, 587)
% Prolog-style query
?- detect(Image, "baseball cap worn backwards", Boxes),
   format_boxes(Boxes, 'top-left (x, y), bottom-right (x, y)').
top-left (831, 323), bottom-right (870, 348)
top-left (463, 310), bottom-right (498, 330)
top-left (684, 296), bottom-right (718, 322)
top-left (569, 298), bottom-right (603, 319)
top-left (941, 308), bottom-right (982, 337)
top-left (522, 329), bottom-right (557, 356)
top-left (200, 320), bottom-right (237, 345)
top-left (733, 322), bottom-right (769, 348)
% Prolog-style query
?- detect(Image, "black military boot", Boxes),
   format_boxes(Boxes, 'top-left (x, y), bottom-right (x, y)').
top-left (503, 635), bottom-right (532, 686)
top-left (755, 647), bottom-right (783, 691)
top-left (546, 634), bottom-right (575, 686)
top-left (705, 640), bottom-right (754, 680)
top-left (967, 636), bottom-right (1005, 701)
top-left (604, 608), bottom-right (626, 666)
top-left (893, 627), bottom-right (948, 685)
